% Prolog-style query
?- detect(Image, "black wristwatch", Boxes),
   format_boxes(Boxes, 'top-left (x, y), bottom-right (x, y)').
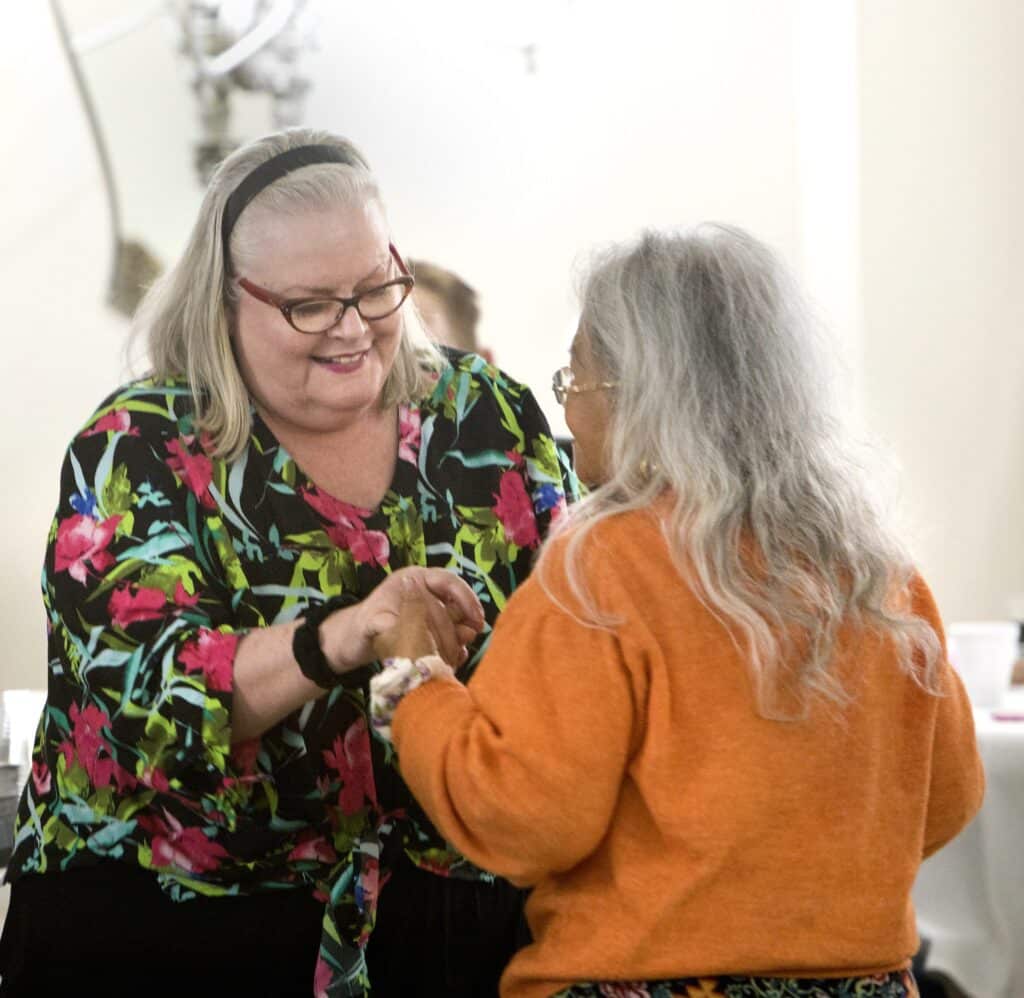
top-left (292, 595), bottom-right (358, 689)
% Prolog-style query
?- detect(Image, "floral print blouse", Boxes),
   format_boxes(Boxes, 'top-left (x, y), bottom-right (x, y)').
top-left (7, 351), bottom-right (575, 995)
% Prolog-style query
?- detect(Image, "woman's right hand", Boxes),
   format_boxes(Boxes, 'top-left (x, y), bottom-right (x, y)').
top-left (319, 567), bottom-right (484, 674)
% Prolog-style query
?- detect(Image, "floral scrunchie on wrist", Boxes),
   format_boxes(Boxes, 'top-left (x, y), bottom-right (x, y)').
top-left (370, 654), bottom-right (454, 741)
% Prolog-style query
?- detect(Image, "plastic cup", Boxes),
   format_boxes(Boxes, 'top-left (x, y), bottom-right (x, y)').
top-left (947, 621), bottom-right (1019, 709)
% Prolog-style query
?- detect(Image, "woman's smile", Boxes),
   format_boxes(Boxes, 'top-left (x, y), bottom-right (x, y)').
top-left (312, 349), bottom-right (370, 373)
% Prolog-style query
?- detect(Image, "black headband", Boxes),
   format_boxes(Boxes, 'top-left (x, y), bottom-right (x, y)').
top-left (220, 144), bottom-right (358, 259)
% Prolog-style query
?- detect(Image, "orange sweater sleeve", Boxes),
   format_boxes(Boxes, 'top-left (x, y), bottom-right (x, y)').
top-left (922, 661), bottom-right (985, 858)
top-left (903, 576), bottom-right (985, 858)
top-left (390, 566), bottom-right (644, 886)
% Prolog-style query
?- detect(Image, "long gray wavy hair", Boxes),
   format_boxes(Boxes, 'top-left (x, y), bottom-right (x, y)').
top-left (132, 127), bottom-right (440, 459)
top-left (550, 224), bottom-right (941, 716)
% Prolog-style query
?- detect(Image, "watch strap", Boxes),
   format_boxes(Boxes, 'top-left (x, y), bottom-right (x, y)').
top-left (292, 594), bottom-right (360, 689)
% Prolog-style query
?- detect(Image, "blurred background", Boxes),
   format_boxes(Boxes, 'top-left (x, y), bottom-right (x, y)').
top-left (1, 0), bottom-right (1023, 691)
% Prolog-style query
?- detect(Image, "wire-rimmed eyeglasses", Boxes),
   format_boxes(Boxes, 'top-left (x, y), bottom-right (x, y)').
top-left (551, 365), bottom-right (618, 405)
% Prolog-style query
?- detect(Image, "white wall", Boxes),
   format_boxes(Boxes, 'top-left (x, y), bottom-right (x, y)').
top-left (0, 3), bottom-right (309, 692)
top-left (2, 6), bottom-right (129, 693)
top-left (859, 0), bottom-right (1024, 622)
top-left (300, 0), bottom-right (805, 418)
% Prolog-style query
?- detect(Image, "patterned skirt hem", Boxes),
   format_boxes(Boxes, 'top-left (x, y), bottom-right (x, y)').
top-left (550, 969), bottom-right (917, 998)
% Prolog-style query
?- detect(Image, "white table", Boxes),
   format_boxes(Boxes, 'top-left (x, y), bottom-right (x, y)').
top-left (913, 689), bottom-right (1024, 998)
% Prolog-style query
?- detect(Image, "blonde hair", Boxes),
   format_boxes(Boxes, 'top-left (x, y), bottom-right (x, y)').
top-left (549, 224), bottom-right (941, 717)
top-left (133, 127), bottom-right (441, 458)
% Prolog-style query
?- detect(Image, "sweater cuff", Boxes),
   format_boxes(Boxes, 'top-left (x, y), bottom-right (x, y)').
top-left (370, 654), bottom-right (453, 741)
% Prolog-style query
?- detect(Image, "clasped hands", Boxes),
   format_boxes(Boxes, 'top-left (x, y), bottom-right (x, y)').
top-left (320, 567), bottom-right (485, 675)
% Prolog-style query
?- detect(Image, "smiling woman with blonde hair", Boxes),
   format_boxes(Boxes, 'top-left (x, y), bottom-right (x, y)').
top-left (0, 128), bottom-right (574, 997)
top-left (369, 224), bottom-right (983, 998)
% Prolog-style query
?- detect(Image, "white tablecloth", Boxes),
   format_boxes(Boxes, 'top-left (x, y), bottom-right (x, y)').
top-left (913, 689), bottom-right (1024, 998)
top-left (0, 689), bottom-right (46, 944)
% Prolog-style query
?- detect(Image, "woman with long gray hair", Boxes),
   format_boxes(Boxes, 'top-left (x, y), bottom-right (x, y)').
top-left (368, 224), bottom-right (983, 997)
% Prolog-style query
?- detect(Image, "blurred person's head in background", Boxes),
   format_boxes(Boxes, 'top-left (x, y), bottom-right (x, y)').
top-left (410, 259), bottom-right (493, 363)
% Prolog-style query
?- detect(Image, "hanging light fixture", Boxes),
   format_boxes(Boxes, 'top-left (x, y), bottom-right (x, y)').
top-left (175, 0), bottom-right (316, 184)
top-left (48, 0), bottom-right (318, 315)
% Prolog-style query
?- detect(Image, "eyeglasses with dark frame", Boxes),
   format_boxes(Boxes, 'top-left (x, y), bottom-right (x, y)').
top-left (551, 365), bottom-right (618, 405)
top-left (236, 243), bottom-right (415, 334)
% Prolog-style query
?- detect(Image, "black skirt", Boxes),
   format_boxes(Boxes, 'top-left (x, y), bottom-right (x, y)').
top-left (365, 853), bottom-right (531, 997)
top-left (1, 858), bottom-right (530, 997)
top-left (0, 863), bottom-right (323, 997)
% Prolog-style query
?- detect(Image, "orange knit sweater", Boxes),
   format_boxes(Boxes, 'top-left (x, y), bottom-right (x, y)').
top-left (392, 508), bottom-right (984, 998)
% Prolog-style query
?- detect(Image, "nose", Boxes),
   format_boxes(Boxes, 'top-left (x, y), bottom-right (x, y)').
top-left (326, 303), bottom-right (368, 339)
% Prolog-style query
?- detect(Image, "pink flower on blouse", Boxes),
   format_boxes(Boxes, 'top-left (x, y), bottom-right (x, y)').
top-left (54, 514), bottom-right (123, 584)
top-left (108, 585), bottom-right (167, 629)
top-left (108, 581), bottom-right (200, 630)
top-left (83, 408), bottom-right (137, 437)
top-left (493, 470), bottom-right (540, 549)
top-left (322, 717), bottom-right (377, 816)
top-left (398, 405), bottom-right (421, 464)
top-left (165, 437), bottom-right (216, 508)
top-left (302, 486), bottom-right (364, 526)
top-left (137, 808), bottom-right (229, 874)
top-left (61, 702), bottom-right (135, 792)
top-left (287, 833), bottom-right (338, 864)
top-left (344, 528), bottom-right (390, 567)
top-left (179, 628), bottom-right (237, 692)
top-left (174, 580), bottom-right (200, 608)
top-left (31, 760), bottom-right (51, 795)
top-left (68, 702), bottom-right (107, 771)
top-left (301, 487), bottom-right (391, 567)
top-left (229, 737), bottom-right (260, 777)
top-left (139, 766), bottom-right (171, 793)
top-left (313, 956), bottom-right (333, 998)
